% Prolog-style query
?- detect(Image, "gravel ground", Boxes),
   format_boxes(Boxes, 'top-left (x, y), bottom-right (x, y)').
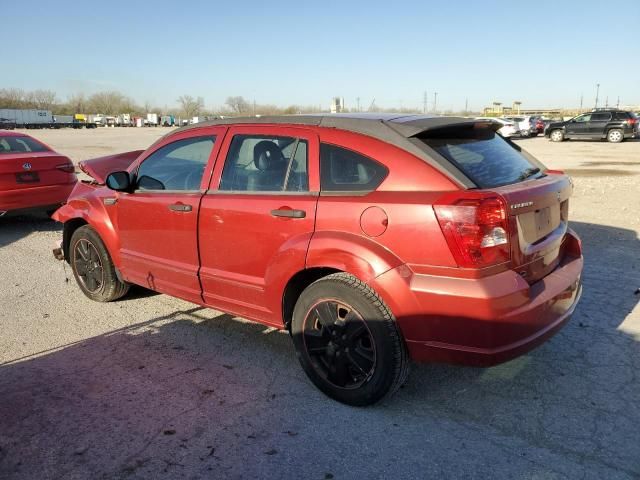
top-left (1, 128), bottom-right (639, 480)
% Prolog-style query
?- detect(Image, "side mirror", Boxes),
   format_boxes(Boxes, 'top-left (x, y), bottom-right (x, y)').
top-left (106, 171), bottom-right (131, 191)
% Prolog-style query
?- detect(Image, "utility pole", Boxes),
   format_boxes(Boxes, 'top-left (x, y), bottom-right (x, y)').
top-left (594, 83), bottom-right (600, 109)
top-left (433, 92), bottom-right (438, 114)
top-left (356, 97), bottom-right (361, 112)
top-left (616, 96), bottom-right (620, 108)
top-left (423, 91), bottom-right (428, 113)
top-left (605, 96), bottom-right (608, 109)
top-left (580, 94), bottom-right (583, 111)
top-left (464, 97), bottom-right (468, 113)
top-left (253, 99), bottom-right (256, 115)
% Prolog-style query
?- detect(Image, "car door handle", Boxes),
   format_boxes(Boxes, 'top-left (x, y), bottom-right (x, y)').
top-left (168, 203), bottom-right (192, 212)
top-left (271, 208), bottom-right (306, 219)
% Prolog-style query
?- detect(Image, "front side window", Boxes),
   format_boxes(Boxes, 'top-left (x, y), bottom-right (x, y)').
top-left (219, 135), bottom-right (308, 192)
top-left (0, 136), bottom-right (50, 154)
top-left (136, 136), bottom-right (215, 191)
top-left (320, 144), bottom-right (388, 192)
top-left (574, 114), bottom-right (591, 123)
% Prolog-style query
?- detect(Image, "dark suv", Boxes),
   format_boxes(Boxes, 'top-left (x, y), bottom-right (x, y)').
top-left (545, 109), bottom-right (638, 143)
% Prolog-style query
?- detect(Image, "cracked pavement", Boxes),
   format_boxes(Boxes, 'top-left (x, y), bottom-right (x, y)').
top-left (0, 129), bottom-right (639, 479)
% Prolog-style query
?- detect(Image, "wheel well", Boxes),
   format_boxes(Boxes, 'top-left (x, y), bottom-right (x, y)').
top-left (62, 218), bottom-right (88, 262)
top-left (282, 267), bottom-right (341, 331)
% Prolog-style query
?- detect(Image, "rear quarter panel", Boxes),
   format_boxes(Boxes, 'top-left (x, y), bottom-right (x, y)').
top-left (308, 129), bottom-right (460, 281)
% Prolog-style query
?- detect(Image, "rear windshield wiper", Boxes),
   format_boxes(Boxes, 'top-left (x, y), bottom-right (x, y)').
top-left (519, 167), bottom-right (541, 180)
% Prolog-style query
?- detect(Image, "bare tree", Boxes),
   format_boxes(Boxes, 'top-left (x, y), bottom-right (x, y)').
top-left (30, 90), bottom-right (57, 110)
top-left (121, 97), bottom-right (141, 115)
top-left (225, 96), bottom-right (250, 114)
top-left (0, 88), bottom-right (26, 108)
top-left (177, 95), bottom-right (204, 118)
top-left (67, 93), bottom-right (88, 113)
top-left (88, 91), bottom-right (126, 115)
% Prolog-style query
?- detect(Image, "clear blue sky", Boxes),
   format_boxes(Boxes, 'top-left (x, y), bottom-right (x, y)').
top-left (4, 0), bottom-right (639, 111)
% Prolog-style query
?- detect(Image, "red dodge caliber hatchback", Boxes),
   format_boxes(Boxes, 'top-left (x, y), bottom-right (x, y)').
top-left (0, 131), bottom-right (77, 216)
top-left (53, 114), bottom-right (583, 405)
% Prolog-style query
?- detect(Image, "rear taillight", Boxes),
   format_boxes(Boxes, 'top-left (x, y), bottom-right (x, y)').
top-left (56, 163), bottom-right (75, 173)
top-left (433, 194), bottom-right (510, 268)
top-left (628, 118), bottom-right (637, 126)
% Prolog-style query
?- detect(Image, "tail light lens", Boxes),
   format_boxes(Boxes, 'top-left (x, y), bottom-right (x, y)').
top-left (628, 118), bottom-right (637, 126)
top-left (433, 194), bottom-right (510, 268)
top-left (56, 163), bottom-right (75, 173)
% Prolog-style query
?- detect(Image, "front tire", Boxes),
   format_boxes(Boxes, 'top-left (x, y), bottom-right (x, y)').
top-left (70, 225), bottom-right (129, 302)
top-left (607, 129), bottom-right (623, 143)
top-left (291, 273), bottom-right (409, 406)
top-left (550, 129), bottom-right (565, 142)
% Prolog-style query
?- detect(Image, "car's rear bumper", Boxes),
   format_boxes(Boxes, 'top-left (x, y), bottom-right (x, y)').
top-left (0, 182), bottom-right (76, 212)
top-left (373, 230), bottom-right (583, 367)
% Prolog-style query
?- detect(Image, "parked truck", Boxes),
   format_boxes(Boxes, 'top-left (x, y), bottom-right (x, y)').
top-left (146, 113), bottom-right (159, 126)
top-left (72, 114), bottom-right (97, 129)
top-left (0, 109), bottom-right (53, 128)
top-left (161, 115), bottom-right (175, 127)
top-left (117, 114), bottom-right (131, 127)
top-left (0, 109), bottom-right (96, 129)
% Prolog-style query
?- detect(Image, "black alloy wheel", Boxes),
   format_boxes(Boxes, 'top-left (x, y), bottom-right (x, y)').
top-left (73, 238), bottom-right (104, 293)
top-left (302, 299), bottom-right (376, 389)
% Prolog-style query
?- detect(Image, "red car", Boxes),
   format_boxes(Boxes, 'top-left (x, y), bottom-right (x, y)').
top-left (0, 131), bottom-right (77, 216)
top-left (52, 114), bottom-right (583, 405)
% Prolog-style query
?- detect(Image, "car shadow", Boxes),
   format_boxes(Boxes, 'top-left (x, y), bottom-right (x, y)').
top-left (0, 211), bottom-right (61, 249)
top-left (0, 221), bottom-right (638, 478)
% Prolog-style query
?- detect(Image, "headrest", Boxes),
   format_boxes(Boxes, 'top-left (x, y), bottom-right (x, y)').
top-left (253, 141), bottom-right (286, 171)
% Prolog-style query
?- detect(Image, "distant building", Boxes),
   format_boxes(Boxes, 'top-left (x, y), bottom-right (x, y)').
top-left (330, 97), bottom-right (344, 114)
top-left (483, 101), bottom-right (562, 117)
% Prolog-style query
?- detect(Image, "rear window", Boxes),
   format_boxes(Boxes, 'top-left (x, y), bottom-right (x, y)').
top-left (418, 125), bottom-right (539, 188)
top-left (0, 136), bottom-right (50, 154)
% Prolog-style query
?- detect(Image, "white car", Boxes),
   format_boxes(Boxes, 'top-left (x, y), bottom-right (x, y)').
top-left (502, 116), bottom-right (537, 137)
top-left (476, 117), bottom-right (520, 138)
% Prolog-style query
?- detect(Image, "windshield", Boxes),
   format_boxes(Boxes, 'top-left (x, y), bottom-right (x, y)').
top-left (418, 125), bottom-right (543, 188)
top-left (0, 136), bottom-right (50, 154)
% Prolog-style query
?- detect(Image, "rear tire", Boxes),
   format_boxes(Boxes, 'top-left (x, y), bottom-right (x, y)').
top-left (607, 129), bottom-right (623, 143)
top-left (550, 129), bottom-right (564, 142)
top-left (291, 273), bottom-right (409, 406)
top-left (70, 225), bottom-right (129, 302)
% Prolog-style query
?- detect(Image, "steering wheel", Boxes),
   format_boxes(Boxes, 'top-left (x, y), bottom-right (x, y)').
top-left (183, 166), bottom-right (205, 190)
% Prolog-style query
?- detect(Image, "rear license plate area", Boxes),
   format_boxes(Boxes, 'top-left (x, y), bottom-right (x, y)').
top-left (15, 172), bottom-right (40, 184)
top-left (535, 207), bottom-right (552, 234)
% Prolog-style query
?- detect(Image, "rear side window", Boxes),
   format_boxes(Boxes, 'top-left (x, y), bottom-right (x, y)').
top-left (0, 136), bottom-right (50, 154)
top-left (320, 144), bottom-right (388, 192)
top-left (219, 135), bottom-right (308, 192)
top-left (614, 112), bottom-right (632, 120)
top-left (591, 112), bottom-right (611, 121)
top-left (418, 126), bottom-right (538, 188)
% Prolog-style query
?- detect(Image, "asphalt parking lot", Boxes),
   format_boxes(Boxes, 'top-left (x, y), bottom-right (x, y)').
top-left (1, 128), bottom-right (639, 479)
